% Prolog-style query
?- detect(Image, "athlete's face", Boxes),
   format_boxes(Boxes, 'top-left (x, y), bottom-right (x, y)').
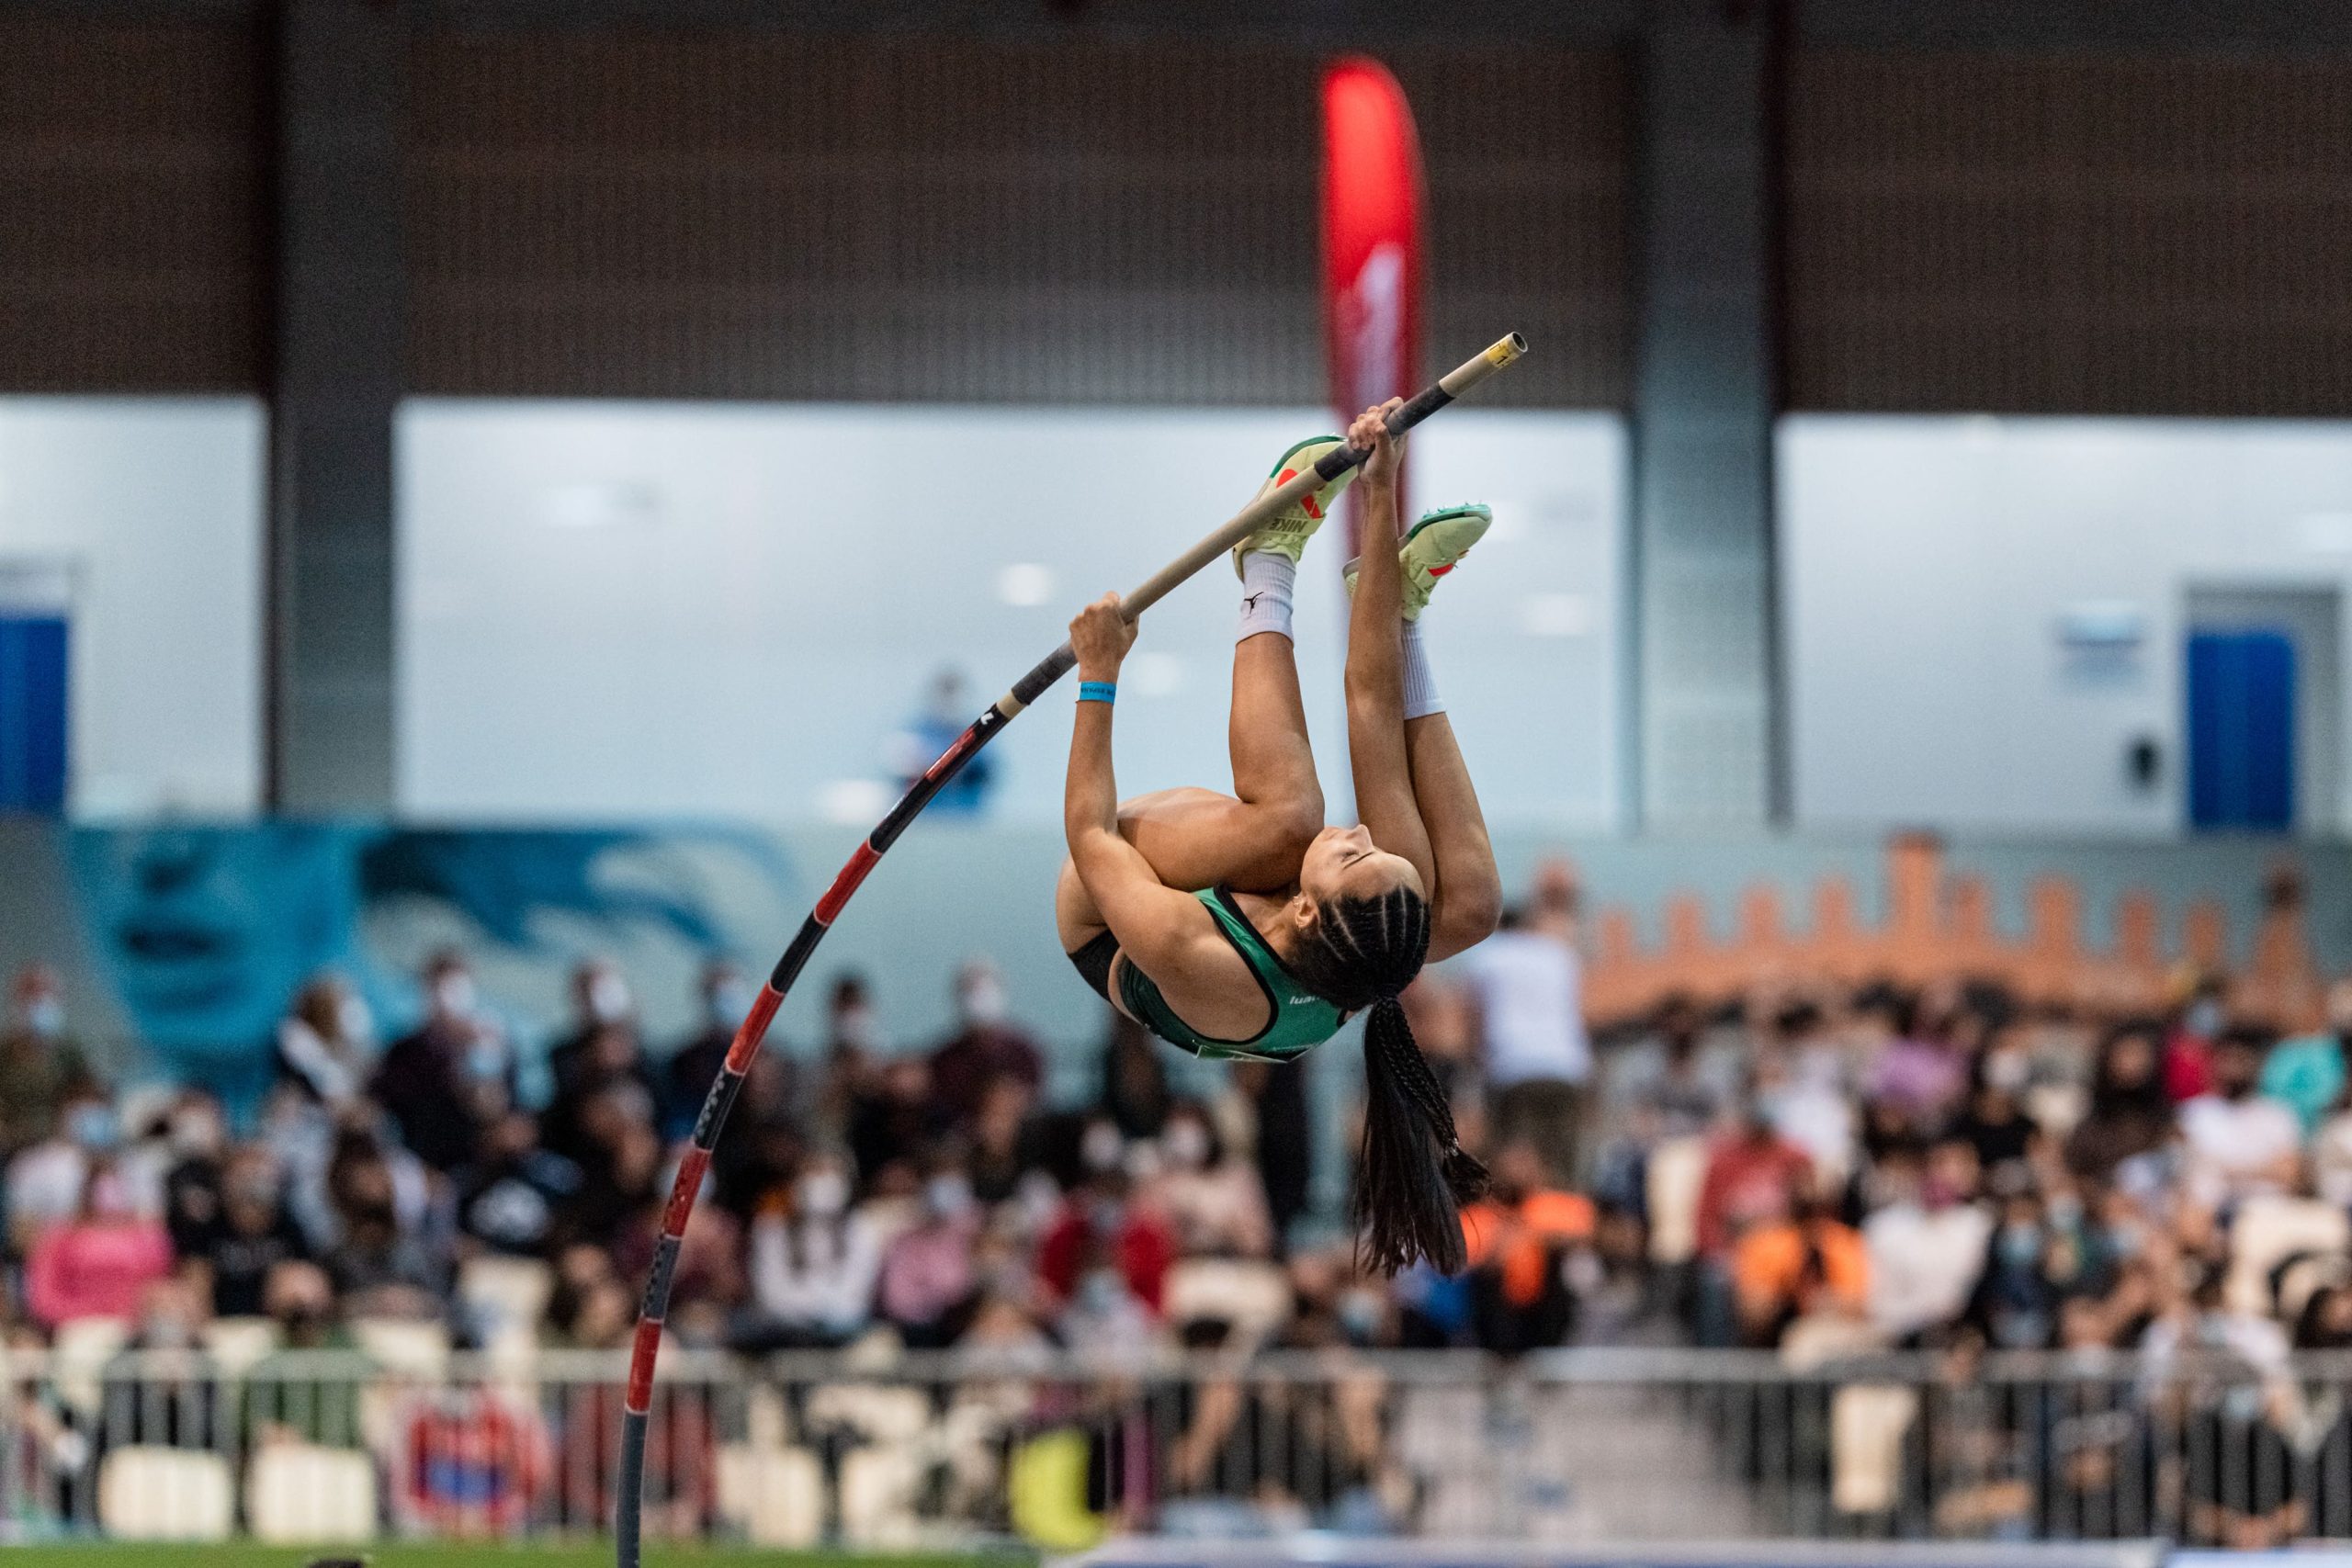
top-left (1296, 823), bottom-right (1420, 911)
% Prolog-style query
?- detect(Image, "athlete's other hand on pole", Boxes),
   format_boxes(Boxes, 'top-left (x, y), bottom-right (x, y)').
top-left (1070, 592), bottom-right (1136, 682)
top-left (1351, 397), bottom-right (1407, 488)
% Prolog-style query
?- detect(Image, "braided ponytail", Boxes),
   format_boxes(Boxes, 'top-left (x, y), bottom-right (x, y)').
top-left (1286, 882), bottom-right (1490, 1274)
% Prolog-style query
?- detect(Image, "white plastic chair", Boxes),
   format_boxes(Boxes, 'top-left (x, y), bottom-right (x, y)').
top-left (1162, 1258), bottom-right (1291, 1348)
top-left (1831, 1384), bottom-right (1919, 1516)
top-left (715, 1441), bottom-right (826, 1546)
top-left (1646, 1134), bottom-right (1711, 1265)
top-left (96, 1447), bottom-right (235, 1540)
top-left (2228, 1192), bottom-right (2349, 1317)
top-left (52, 1315), bottom-right (131, 1416)
top-left (347, 1316), bottom-right (451, 1380)
top-left (806, 1382), bottom-right (930, 1444)
top-left (839, 1443), bottom-right (925, 1545)
top-left (200, 1315), bottom-right (283, 1379)
top-left (246, 1441), bottom-right (379, 1543)
top-left (458, 1254), bottom-right (554, 1340)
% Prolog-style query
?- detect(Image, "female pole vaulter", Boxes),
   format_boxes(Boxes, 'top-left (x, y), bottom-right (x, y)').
top-left (1056, 399), bottom-right (1503, 1272)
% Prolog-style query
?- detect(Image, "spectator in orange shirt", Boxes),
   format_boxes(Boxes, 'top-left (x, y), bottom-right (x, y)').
top-left (1692, 1089), bottom-right (1814, 1344)
top-left (1461, 1141), bottom-right (1595, 1352)
top-left (1731, 1178), bottom-right (1869, 1348)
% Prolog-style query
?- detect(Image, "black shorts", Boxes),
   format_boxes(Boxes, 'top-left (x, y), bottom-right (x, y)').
top-left (1067, 930), bottom-right (1120, 1003)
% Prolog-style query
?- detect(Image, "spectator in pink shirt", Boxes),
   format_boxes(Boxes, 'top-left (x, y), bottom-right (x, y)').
top-left (877, 1161), bottom-right (982, 1348)
top-left (27, 1163), bottom-right (174, 1328)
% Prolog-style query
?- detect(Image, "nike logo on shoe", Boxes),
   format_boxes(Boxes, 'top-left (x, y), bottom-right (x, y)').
top-left (1276, 469), bottom-right (1324, 519)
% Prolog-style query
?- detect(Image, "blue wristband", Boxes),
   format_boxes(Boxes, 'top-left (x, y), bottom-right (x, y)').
top-left (1079, 681), bottom-right (1116, 705)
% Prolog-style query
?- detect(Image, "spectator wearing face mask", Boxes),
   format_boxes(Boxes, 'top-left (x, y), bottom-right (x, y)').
top-left (1236, 1058), bottom-right (1313, 1250)
top-left (557, 1110), bottom-right (664, 1254)
top-left (245, 1260), bottom-right (366, 1449)
top-left (1038, 1154), bottom-right (1174, 1316)
top-left (665, 960), bottom-right (761, 1139)
top-left (810, 973), bottom-right (884, 1144)
top-left (26, 1161), bottom-right (174, 1327)
top-left (1964, 1189), bottom-right (2066, 1349)
top-left (161, 1092), bottom-right (230, 1260)
top-left (848, 1057), bottom-right (946, 1192)
top-left (540, 968), bottom-right (662, 1175)
top-left (1695, 1086), bottom-right (1815, 1265)
top-left (1861, 990), bottom-right (1970, 1134)
top-left (2179, 1030), bottom-right (2301, 1210)
top-left (2262, 978), bottom-right (2352, 1137)
top-left (1863, 1139), bottom-right (1993, 1343)
top-left (455, 1112), bottom-right (582, 1260)
top-left (276, 973), bottom-right (375, 1110)
top-left (877, 1156), bottom-right (982, 1348)
top-left (2165, 976), bottom-right (2229, 1103)
top-left (1956, 1039), bottom-right (2041, 1179)
top-left (1462, 897), bottom-right (1592, 1187)
top-left (1148, 1100), bottom-right (1275, 1259)
top-left (1462, 1141), bottom-right (1598, 1353)
top-left (1057, 1234), bottom-right (1163, 1356)
top-left (1732, 1176), bottom-right (1868, 1348)
top-left (926, 960), bottom-right (1043, 1133)
top-left (326, 1139), bottom-right (446, 1317)
top-left (967, 1074), bottom-right (1049, 1204)
top-left (9, 1089), bottom-right (152, 1249)
top-left (547, 959), bottom-right (642, 1100)
top-left (373, 951), bottom-right (510, 1172)
top-left (0, 964), bottom-right (95, 1158)
top-left (102, 1278), bottom-right (219, 1450)
top-left (184, 1146), bottom-right (311, 1318)
top-left (1097, 1010), bottom-right (1172, 1142)
top-left (2064, 1022), bottom-right (2176, 1181)
top-left (737, 1152), bottom-right (883, 1351)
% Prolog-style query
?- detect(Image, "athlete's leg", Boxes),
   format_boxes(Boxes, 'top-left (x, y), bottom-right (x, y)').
top-left (1100, 436), bottom-right (1354, 897)
top-left (1403, 708), bottom-right (1501, 961)
top-left (1110, 624), bottom-right (1320, 894)
top-left (1340, 423), bottom-right (1500, 960)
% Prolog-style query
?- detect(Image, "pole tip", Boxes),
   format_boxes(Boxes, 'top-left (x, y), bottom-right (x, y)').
top-left (1487, 332), bottom-right (1530, 367)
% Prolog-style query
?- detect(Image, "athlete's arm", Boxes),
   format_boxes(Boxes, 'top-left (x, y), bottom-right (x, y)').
top-left (1340, 401), bottom-right (1438, 894)
top-left (1062, 594), bottom-right (1226, 979)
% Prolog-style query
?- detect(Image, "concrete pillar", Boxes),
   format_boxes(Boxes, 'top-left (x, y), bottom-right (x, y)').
top-left (265, 0), bottom-right (404, 812)
top-left (1628, 0), bottom-right (1783, 827)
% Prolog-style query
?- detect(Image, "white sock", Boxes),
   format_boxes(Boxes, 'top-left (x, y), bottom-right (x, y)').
top-left (1402, 616), bottom-right (1442, 719)
top-left (1237, 551), bottom-right (1296, 643)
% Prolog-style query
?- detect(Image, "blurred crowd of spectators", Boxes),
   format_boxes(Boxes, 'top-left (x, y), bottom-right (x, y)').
top-left (11, 847), bottom-right (2352, 1393)
top-left (16, 852), bottom-right (2352, 1541)
top-left (1608, 973), bottom-right (2352, 1367)
top-left (0, 858), bottom-right (1600, 1376)
top-left (0, 949), bottom-right (1329, 1371)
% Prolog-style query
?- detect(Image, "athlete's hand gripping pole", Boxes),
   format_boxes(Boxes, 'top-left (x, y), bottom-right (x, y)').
top-left (613, 331), bottom-right (1526, 1568)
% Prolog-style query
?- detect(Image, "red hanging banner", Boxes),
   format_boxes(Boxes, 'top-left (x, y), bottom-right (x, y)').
top-left (1321, 54), bottom-right (1426, 543)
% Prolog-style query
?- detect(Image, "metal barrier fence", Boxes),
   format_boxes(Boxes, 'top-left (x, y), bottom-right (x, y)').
top-left (4, 1344), bottom-right (2351, 1547)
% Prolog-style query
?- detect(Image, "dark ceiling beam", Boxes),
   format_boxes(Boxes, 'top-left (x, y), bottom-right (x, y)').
top-left (403, 0), bottom-right (1643, 44)
top-left (0, 0), bottom-right (254, 18)
top-left (1797, 0), bottom-right (2352, 51)
top-left (8, 0), bottom-right (2352, 51)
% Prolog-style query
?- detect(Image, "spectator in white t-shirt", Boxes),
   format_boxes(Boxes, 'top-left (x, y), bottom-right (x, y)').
top-left (2179, 1031), bottom-right (2302, 1211)
top-left (1463, 896), bottom-right (1591, 1186)
top-left (1862, 1138), bottom-right (1993, 1343)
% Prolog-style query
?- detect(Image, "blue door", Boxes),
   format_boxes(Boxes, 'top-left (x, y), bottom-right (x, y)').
top-left (0, 610), bottom-right (68, 813)
top-left (2186, 628), bottom-right (2294, 831)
